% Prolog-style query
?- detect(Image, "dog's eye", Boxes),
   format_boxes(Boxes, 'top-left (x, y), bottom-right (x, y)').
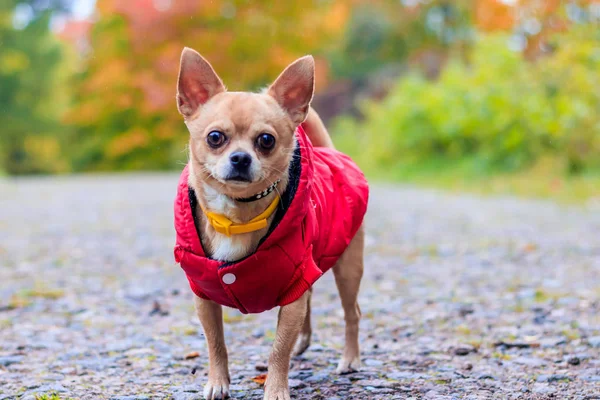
top-left (256, 133), bottom-right (276, 151)
top-left (206, 131), bottom-right (227, 148)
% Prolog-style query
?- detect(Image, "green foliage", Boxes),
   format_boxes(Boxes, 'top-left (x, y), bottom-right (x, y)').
top-left (35, 393), bottom-right (73, 400)
top-left (333, 27), bottom-right (600, 175)
top-left (329, 0), bottom-right (473, 80)
top-left (329, 6), bottom-right (408, 80)
top-left (0, 1), bottom-right (72, 174)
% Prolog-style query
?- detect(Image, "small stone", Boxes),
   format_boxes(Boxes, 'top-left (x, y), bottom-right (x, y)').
top-left (364, 358), bottom-right (384, 367)
top-left (252, 328), bottom-right (265, 338)
top-left (536, 374), bottom-right (570, 383)
top-left (387, 371), bottom-right (425, 380)
top-left (513, 357), bottom-right (546, 367)
top-left (179, 385), bottom-right (200, 393)
top-left (463, 363), bottom-right (473, 370)
top-left (289, 370), bottom-right (313, 379)
top-left (171, 394), bottom-right (198, 400)
top-left (309, 344), bottom-right (325, 352)
top-left (568, 356), bottom-right (581, 366)
top-left (354, 379), bottom-right (396, 388)
top-left (110, 397), bottom-right (151, 400)
top-left (454, 345), bottom-right (474, 356)
top-left (366, 387), bottom-right (395, 394)
top-left (532, 384), bottom-right (556, 395)
top-left (580, 375), bottom-right (600, 382)
top-left (255, 362), bottom-right (268, 371)
top-left (304, 371), bottom-right (329, 383)
top-left (125, 348), bottom-right (154, 357)
top-left (288, 379), bottom-right (305, 388)
top-left (60, 367), bottom-right (77, 375)
top-left (35, 384), bottom-right (68, 393)
top-left (458, 305), bottom-right (475, 316)
top-left (42, 373), bottom-right (65, 381)
top-left (539, 336), bottom-right (567, 348)
top-left (587, 336), bottom-right (600, 348)
top-left (0, 356), bottom-right (23, 366)
top-left (332, 377), bottom-right (352, 385)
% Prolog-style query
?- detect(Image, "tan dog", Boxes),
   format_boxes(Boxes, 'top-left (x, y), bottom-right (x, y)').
top-left (176, 47), bottom-right (364, 400)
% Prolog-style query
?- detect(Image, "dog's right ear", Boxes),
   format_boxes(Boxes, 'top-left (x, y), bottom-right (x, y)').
top-left (176, 48), bottom-right (226, 118)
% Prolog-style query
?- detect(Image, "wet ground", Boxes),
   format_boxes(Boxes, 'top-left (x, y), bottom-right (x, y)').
top-left (0, 174), bottom-right (599, 399)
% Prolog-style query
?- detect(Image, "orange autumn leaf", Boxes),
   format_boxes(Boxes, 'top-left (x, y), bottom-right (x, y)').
top-left (106, 129), bottom-right (149, 159)
top-left (523, 243), bottom-right (537, 252)
top-left (252, 374), bottom-right (268, 386)
top-left (475, 0), bottom-right (515, 32)
top-left (184, 351), bottom-right (200, 360)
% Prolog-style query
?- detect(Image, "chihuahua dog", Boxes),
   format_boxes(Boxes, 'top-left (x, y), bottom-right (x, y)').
top-left (173, 47), bottom-right (368, 400)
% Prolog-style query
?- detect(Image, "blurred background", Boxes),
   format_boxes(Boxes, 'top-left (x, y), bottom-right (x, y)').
top-left (1, 0), bottom-right (599, 202)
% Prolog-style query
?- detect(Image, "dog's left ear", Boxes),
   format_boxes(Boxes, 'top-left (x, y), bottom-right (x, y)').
top-left (177, 47), bottom-right (226, 118)
top-left (268, 56), bottom-right (315, 126)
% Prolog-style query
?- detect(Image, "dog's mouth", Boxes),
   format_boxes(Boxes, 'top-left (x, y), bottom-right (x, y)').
top-left (224, 172), bottom-right (253, 183)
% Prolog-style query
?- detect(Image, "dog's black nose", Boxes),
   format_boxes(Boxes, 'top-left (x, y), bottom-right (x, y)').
top-left (229, 152), bottom-right (252, 170)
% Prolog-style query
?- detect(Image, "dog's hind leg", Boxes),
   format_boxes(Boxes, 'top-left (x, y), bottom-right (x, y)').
top-left (292, 288), bottom-right (312, 356)
top-left (194, 296), bottom-right (231, 399)
top-left (333, 225), bottom-right (364, 374)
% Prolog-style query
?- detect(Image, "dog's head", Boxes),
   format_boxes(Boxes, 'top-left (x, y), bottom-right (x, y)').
top-left (177, 48), bottom-right (314, 199)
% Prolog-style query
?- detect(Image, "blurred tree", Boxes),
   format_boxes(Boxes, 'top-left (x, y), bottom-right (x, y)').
top-left (332, 20), bottom-right (600, 175)
top-left (475, 0), bottom-right (598, 60)
top-left (0, 1), bottom-right (72, 174)
top-left (68, 0), bottom-right (348, 172)
top-left (329, 0), bottom-right (474, 81)
top-left (328, 5), bottom-right (409, 80)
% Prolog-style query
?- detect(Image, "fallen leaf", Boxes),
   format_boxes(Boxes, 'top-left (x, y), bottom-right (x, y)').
top-left (185, 351), bottom-right (200, 360)
top-left (523, 243), bottom-right (537, 252)
top-left (252, 374), bottom-right (267, 386)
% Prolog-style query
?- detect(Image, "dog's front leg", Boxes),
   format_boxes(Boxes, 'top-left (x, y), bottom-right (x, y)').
top-left (264, 291), bottom-right (309, 400)
top-left (194, 295), bottom-right (230, 400)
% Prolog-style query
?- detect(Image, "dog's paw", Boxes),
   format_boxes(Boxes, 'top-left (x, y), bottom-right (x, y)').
top-left (335, 355), bottom-right (361, 374)
top-left (203, 376), bottom-right (230, 399)
top-left (292, 332), bottom-right (311, 356)
top-left (263, 386), bottom-right (291, 400)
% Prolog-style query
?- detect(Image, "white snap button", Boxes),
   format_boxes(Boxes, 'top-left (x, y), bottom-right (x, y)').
top-left (222, 273), bottom-right (236, 285)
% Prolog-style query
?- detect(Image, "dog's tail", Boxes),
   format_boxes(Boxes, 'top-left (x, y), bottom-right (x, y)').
top-left (302, 107), bottom-right (335, 149)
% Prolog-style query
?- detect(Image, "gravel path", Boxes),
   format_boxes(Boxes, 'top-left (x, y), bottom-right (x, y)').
top-left (0, 174), bottom-right (599, 400)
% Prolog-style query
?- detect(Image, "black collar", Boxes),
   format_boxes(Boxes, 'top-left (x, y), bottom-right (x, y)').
top-left (234, 179), bottom-right (281, 203)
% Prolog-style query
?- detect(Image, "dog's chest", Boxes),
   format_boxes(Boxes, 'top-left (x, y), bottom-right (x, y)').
top-left (199, 187), bottom-right (261, 262)
top-left (207, 234), bottom-right (254, 262)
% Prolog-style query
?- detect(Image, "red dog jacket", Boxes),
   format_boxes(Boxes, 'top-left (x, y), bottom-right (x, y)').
top-left (173, 124), bottom-right (369, 314)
